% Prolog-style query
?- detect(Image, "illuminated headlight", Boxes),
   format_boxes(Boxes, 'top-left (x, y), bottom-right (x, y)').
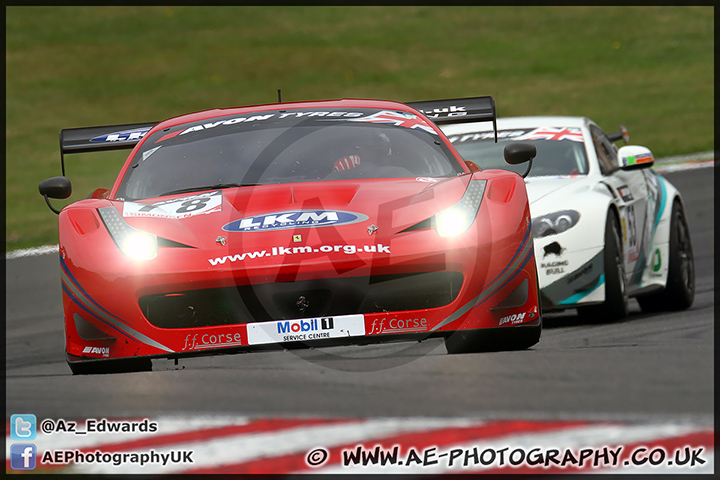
top-left (98, 206), bottom-right (158, 260)
top-left (532, 210), bottom-right (580, 238)
top-left (435, 180), bottom-right (486, 237)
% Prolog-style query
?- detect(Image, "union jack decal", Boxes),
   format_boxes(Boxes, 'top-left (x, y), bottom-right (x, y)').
top-left (348, 111), bottom-right (436, 134)
top-left (516, 127), bottom-right (584, 142)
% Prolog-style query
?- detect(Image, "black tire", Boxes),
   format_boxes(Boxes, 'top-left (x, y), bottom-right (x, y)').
top-left (67, 356), bottom-right (152, 375)
top-left (578, 209), bottom-right (628, 322)
top-left (637, 201), bottom-right (694, 312)
top-left (444, 322), bottom-right (541, 354)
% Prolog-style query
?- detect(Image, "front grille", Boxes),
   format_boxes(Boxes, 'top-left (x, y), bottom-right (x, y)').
top-left (140, 271), bottom-right (463, 329)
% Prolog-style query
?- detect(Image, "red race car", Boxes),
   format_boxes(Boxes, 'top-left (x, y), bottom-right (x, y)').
top-left (39, 96), bottom-right (541, 374)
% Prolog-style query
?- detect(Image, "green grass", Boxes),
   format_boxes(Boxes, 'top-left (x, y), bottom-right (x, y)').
top-left (5, 6), bottom-right (714, 252)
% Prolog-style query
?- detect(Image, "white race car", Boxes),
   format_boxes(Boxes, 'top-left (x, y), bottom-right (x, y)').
top-left (411, 99), bottom-right (694, 320)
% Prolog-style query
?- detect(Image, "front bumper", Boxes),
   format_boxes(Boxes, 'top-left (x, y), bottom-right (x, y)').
top-left (61, 213), bottom-right (539, 362)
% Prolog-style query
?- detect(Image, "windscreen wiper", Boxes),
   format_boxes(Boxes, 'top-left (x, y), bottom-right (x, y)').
top-left (159, 183), bottom-right (259, 197)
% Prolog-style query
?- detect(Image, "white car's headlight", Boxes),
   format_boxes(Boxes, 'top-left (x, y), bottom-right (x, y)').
top-left (532, 210), bottom-right (580, 238)
top-left (98, 206), bottom-right (158, 260)
top-left (435, 180), bottom-right (486, 237)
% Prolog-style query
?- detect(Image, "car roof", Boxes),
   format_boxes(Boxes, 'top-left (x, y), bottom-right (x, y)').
top-left (442, 115), bottom-right (590, 133)
top-left (154, 98), bottom-right (420, 130)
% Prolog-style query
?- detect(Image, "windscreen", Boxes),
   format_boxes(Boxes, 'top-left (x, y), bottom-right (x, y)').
top-left (446, 127), bottom-right (589, 177)
top-left (115, 108), bottom-right (462, 201)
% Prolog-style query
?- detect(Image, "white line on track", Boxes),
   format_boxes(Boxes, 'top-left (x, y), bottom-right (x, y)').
top-left (653, 159), bottom-right (714, 173)
top-left (5, 244), bottom-right (59, 259)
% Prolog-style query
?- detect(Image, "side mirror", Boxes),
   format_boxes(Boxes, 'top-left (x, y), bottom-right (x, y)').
top-left (504, 142), bottom-right (536, 165)
top-left (617, 145), bottom-right (654, 170)
top-left (504, 142), bottom-right (537, 178)
top-left (39, 176), bottom-right (72, 214)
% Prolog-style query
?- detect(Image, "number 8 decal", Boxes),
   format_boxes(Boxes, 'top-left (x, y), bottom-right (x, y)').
top-left (122, 190), bottom-right (222, 219)
top-left (176, 197), bottom-right (209, 214)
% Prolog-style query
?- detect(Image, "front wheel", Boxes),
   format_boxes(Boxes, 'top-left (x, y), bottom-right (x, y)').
top-left (637, 201), bottom-right (694, 312)
top-left (578, 209), bottom-right (628, 322)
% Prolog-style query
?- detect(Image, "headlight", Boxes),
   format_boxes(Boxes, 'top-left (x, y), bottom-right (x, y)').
top-left (98, 206), bottom-right (158, 260)
top-left (435, 180), bottom-right (486, 237)
top-left (532, 210), bottom-right (580, 238)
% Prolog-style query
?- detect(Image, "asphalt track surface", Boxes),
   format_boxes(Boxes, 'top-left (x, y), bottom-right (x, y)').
top-left (5, 167), bottom-right (714, 423)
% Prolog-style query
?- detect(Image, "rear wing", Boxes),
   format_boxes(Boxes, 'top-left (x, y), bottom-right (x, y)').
top-left (607, 125), bottom-right (629, 145)
top-left (407, 96), bottom-right (497, 142)
top-left (59, 122), bottom-right (158, 176)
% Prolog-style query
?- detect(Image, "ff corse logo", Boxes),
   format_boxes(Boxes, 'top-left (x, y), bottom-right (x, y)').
top-left (223, 210), bottom-right (369, 232)
top-left (90, 127), bottom-right (152, 143)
